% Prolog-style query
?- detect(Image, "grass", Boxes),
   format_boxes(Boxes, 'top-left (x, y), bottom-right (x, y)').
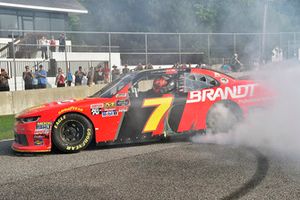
top-left (0, 115), bottom-right (15, 140)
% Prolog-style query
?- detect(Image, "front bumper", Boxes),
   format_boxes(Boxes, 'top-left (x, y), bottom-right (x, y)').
top-left (11, 121), bottom-right (52, 153)
top-left (12, 141), bottom-right (51, 153)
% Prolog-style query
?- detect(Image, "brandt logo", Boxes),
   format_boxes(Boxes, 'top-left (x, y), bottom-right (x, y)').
top-left (187, 84), bottom-right (258, 103)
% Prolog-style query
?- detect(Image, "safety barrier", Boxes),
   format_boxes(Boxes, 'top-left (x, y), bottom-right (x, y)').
top-left (0, 84), bottom-right (104, 116)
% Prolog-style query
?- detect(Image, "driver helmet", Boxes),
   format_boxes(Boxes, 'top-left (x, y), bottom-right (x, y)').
top-left (152, 77), bottom-right (168, 94)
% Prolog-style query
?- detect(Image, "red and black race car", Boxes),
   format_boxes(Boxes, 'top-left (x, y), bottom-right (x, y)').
top-left (12, 68), bottom-right (270, 153)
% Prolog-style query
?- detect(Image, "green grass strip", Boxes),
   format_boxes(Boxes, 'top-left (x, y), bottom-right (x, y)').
top-left (0, 115), bottom-right (15, 140)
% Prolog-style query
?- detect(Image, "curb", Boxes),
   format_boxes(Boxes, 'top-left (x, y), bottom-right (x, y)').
top-left (0, 139), bottom-right (13, 142)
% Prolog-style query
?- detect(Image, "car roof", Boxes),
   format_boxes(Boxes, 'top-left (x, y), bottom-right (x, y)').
top-left (134, 67), bottom-right (235, 80)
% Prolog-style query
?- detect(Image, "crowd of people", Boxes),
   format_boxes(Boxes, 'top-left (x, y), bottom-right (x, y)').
top-left (0, 56), bottom-right (242, 92)
top-left (38, 33), bottom-right (66, 60)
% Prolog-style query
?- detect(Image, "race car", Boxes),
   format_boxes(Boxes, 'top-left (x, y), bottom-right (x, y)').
top-left (12, 68), bottom-right (271, 153)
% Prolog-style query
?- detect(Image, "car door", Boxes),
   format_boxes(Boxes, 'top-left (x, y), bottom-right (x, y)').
top-left (117, 72), bottom-right (176, 142)
top-left (168, 72), bottom-right (219, 133)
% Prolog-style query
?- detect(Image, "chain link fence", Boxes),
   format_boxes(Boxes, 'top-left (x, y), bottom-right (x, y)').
top-left (0, 30), bottom-right (299, 90)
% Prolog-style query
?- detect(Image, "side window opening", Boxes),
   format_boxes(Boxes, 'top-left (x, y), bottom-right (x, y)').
top-left (130, 74), bottom-right (177, 98)
top-left (183, 73), bottom-right (218, 92)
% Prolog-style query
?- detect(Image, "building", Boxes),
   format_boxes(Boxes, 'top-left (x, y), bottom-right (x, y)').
top-left (0, 0), bottom-right (87, 37)
top-left (0, 1), bottom-right (121, 90)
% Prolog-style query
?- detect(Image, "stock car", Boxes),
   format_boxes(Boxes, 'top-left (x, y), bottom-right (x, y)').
top-left (12, 68), bottom-right (271, 153)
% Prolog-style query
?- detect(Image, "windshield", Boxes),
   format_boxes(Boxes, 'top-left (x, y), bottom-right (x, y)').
top-left (90, 73), bottom-right (136, 98)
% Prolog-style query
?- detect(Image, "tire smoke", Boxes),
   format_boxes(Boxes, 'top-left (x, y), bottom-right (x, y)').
top-left (192, 63), bottom-right (300, 157)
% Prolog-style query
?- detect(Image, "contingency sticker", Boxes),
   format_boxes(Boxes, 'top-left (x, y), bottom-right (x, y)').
top-left (102, 110), bottom-right (118, 117)
top-left (90, 103), bottom-right (103, 116)
top-left (220, 78), bottom-right (229, 84)
top-left (34, 135), bottom-right (44, 145)
top-left (35, 122), bottom-right (52, 135)
top-left (116, 99), bottom-right (129, 107)
top-left (104, 102), bottom-right (116, 109)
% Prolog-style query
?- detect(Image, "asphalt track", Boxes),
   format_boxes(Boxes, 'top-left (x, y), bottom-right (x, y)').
top-left (0, 139), bottom-right (300, 200)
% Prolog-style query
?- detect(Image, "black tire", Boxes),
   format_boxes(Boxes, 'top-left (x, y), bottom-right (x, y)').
top-left (52, 113), bottom-right (94, 153)
top-left (206, 102), bottom-right (242, 134)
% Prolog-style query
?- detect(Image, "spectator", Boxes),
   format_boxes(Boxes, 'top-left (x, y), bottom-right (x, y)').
top-left (122, 64), bottom-right (130, 74)
top-left (40, 36), bottom-right (48, 60)
top-left (59, 33), bottom-right (66, 52)
top-left (55, 67), bottom-right (65, 87)
top-left (135, 63), bottom-right (144, 71)
top-left (37, 65), bottom-right (47, 89)
top-left (23, 65), bottom-right (33, 90)
top-left (74, 66), bottom-right (86, 86)
top-left (93, 66), bottom-right (104, 84)
top-left (49, 36), bottom-right (56, 55)
top-left (0, 68), bottom-right (10, 91)
top-left (144, 63), bottom-right (153, 70)
top-left (66, 70), bottom-right (73, 86)
top-left (102, 65), bottom-right (110, 83)
top-left (181, 64), bottom-right (187, 69)
top-left (230, 53), bottom-right (243, 72)
top-left (112, 65), bottom-right (121, 81)
top-left (32, 67), bottom-right (39, 89)
top-left (87, 67), bottom-right (94, 86)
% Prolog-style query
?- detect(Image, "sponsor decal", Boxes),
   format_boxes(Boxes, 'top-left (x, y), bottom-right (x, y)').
top-left (90, 104), bottom-right (103, 116)
top-left (220, 78), bottom-right (229, 84)
top-left (238, 97), bottom-right (272, 104)
top-left (187, 84), bottom-right (257, 103)
top-left (102, 110), bottom-right (118, 117)
top-left (214, 72), bottom-right (221, 77)
top-left (91, 103), bottom-right (104, 108)
top-left (58, 106), bottom-right (83, 115)
top-left (35, 122), bottom-right (52, 135)
top-left (104, 102), bottom-right (115, 108)
top-left (119, 108), bottom-right (128, 112)
top-left (36, 122), bottom-right (51, 130)
top-left (116, 93), bottom-right (127, 98)
top-left (34, 135), bottom-right (44, 145)
top-left (54, 115), bottom-right (66, 129)
top-left (34, 129), bottom-right (50, 136)
top-left (116, 99), bottom-right (129, 107)
top-left (165, 68), bottom-right (178, 74)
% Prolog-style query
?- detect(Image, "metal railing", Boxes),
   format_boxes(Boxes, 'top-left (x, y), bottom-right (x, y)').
top-left (0, 29), bottom-right (299, 91)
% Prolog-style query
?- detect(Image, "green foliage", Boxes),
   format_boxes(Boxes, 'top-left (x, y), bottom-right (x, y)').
top-left (71, 0), bottom-right (300, 33)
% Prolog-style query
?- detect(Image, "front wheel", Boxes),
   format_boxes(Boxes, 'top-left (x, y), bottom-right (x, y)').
top-left (52, 113), bottom-right (94, 153)
top-left (206, 102), bottom-right (242, 134)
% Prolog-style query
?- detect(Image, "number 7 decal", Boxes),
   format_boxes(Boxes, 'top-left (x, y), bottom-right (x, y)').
top-left (142, 96), bottom-right (174, 133)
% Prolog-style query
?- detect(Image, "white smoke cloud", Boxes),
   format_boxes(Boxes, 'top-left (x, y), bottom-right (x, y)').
top-left (192, 62), bottom-right (300, 158)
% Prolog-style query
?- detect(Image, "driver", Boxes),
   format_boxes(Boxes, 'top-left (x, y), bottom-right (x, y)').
top-left (152, 76), bottom-right (168, 94)
top-left (143, 76), bottom-right (175, 97)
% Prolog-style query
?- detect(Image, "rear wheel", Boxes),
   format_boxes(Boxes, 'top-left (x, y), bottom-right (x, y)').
top-left (52, 113), bottom-right (94, 153)
top-left (206, 102), bottom-right (242, 134)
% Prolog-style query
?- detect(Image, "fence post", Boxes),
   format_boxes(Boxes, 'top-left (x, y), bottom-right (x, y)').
top-left (207, 34), bottom-right (211, 65)
top-left (12, 31), bottom-right (17, 91)
top-left (293, 32), bottom-right (296, 57)
top-left (178, 33), bottom-right (182, 64)
top-left (108, 33), bottom-right (112, 82)
top-left (64, 32), bottom-right (69, 74)
top-left (233, 33), bottom-right (236, 53)
top-left (145, 34), bottom-right (148, 65)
